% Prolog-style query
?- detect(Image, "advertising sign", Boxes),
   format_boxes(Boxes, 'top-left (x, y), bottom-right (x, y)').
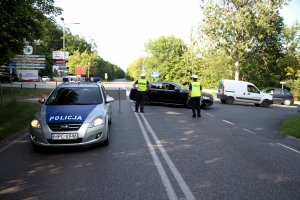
top-left (75, 66), bottom-right (86, 75)
top-left (12, 55), bottom-right (46, 69)
top-left (53, 65), bottom-right (68, 77)
top-left (52, 51), bottom-right (69, 60)
top-left (17, 70), bottom-right (39, 81)
top-left (151, 71), bottom-right (159, 78)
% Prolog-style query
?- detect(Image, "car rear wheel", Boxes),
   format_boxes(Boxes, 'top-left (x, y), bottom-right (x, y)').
top-left (226, 97), bottom-right (234, 104)
top-left (283, 99), bottom-right (292, 106)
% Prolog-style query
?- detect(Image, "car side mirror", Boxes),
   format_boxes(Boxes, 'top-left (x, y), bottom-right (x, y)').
top-left (106, 96), bottom-right (114, 103)
top-left (38, 98), bottom-right (45, 104)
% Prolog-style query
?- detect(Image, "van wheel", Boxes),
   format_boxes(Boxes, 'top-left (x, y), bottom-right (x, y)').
top-left (283, 99), bottom-right (291, 106)
top-left (261, 100), bottom-right (271, 108)
top-left (226, 97), bottom-right (234, 105)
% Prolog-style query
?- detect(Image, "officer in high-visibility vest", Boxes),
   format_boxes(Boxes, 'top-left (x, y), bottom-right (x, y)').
top-left (188, 74), bottom-right (202, 118)
top-left (133, 73), bottom-right (150, 113)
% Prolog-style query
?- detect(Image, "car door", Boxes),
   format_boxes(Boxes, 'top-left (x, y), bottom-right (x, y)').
top-left (147, 82), bottom-right (164, 102)
top-left (162, 83), bottom-right (182, 104)
top-left (273, 88), bottom-right (284, 104)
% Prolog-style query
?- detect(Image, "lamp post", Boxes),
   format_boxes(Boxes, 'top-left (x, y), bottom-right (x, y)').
top-left (88, 62), bottom-right (90, 78)
top-left (60, 17), bottom-right (80, 51)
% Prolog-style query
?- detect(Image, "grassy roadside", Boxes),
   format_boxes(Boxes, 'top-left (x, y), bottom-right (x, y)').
top-left (280, 116), bottom-right (300, 138)
top-left (0, 88), bottom-right (52, 140)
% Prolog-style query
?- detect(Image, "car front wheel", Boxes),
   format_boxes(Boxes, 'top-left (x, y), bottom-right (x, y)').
top-left (261, 99), bottom-right (271, 108)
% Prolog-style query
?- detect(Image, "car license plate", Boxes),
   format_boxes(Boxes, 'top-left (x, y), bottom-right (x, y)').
top-left (51, 133), bottom-right (78, 140)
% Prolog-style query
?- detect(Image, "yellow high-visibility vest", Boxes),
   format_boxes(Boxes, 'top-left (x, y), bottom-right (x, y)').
top-left (191, 82), bottom-right (201, 97)
top-left (137, 79), bottom-right (147, 91)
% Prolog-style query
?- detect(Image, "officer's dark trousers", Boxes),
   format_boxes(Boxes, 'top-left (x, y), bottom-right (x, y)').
top-left (135, 91), bottom-right (146, 112)
top-left (190, 97), bottom-right (201, 117)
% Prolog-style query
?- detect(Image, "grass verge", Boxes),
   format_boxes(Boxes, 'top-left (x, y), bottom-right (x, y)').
top-left (0, 99), bottom-right (42, 140)
top-left (280, 116), bottom-right (300, 138)
top-left (0, 88), bottom-right (52, 140)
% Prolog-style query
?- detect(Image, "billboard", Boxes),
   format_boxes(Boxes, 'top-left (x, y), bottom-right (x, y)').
top-left (53, 65), bottom-right (69, 77)
top-left (12, 55), bottom-right (46, 69)
top-left (16, 70), bottom-right (39, 81)
top-left (52, 51), bottom-right (69, 60)
top-left (75, 66), bottom-right (86, 75)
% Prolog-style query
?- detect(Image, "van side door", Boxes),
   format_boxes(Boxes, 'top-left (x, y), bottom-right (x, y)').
top-left (245, 85), bottom-right (261, 103)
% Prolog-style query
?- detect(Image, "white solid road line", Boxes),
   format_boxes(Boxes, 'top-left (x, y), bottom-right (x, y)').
top-left (133, 108), bottom-right (178, 200)
top-left (277, 143), bottom-right (300, 154)
top-left (140, 114), bottom-right (196, 200)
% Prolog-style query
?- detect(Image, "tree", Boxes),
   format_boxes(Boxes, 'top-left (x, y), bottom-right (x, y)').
top-left (144, 35), bottom-right (188, 82)
top-left (0, 0), bottom-right (61, 65)
top-left (199, 0), bottom-right (289, 82)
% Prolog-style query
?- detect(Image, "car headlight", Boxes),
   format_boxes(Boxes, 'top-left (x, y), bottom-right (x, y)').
top-left (90, 116), bottom-right (104, 127)
top-left (31, 119), bottom-right (41, 128)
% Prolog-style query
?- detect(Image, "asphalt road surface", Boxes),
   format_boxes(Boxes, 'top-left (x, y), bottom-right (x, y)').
top-left (0, 79), bottom-right (299, 200)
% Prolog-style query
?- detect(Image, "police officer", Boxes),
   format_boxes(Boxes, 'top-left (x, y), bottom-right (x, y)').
top-left (188, 74), bottom-right (202, 118)
top-left (133, 73), bottom-right (149, 113)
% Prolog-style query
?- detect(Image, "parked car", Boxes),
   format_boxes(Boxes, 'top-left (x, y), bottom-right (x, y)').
top-left (41, 76), bottom-right (50, 82)
top-left (29, 79), bottom-right (114, 149)
top-left (217, 80), bottom-right (273, 107)
top-left (262, 87), bottom-right (294, 106)
top-left (130, 81), bottom-right (213, 108)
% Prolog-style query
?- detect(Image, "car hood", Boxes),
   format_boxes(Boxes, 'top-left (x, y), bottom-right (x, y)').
top-left (40, 104), bottom-right (104, 124)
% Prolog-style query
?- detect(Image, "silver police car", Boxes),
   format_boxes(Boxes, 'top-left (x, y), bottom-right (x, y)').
top-left (29, 80), bottom-right (114, 148)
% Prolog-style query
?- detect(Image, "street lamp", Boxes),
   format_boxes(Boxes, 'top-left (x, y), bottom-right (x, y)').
top-left (60, 17), bottom-right (80, 51)
top-left (88, 62), bottom-right (90, 78)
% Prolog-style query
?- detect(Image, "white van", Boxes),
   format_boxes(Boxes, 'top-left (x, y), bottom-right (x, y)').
top-left (217, 80), bottom-right (273, 107)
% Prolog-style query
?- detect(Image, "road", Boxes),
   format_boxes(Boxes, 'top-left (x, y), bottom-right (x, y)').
top-left (0, 79), bottom-right (299, 200)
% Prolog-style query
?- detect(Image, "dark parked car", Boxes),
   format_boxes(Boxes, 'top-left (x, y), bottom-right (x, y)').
top-left (130, 81), bottom-right (213, 108)
top-left (262, 87), bottom-right (294, 106)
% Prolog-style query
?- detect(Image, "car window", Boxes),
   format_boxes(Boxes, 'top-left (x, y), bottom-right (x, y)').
top-left (166, 84), bottom-right (175, 90)
top-left (247, 85), bottom-right (260, 93)
top-left (46, 87), bottom-right (103, 105)
top-left (274, 89), bottom-right (284, 95)
top-left (151, 83), bottom-right (163, 89)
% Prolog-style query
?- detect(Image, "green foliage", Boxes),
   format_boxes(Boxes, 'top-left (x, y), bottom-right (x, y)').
top-left (198, 0), bottom-right (288, 84)
top-left (67, 50), bottom-right (124, 80)
top-left (280, 116), bottom-right (300, 138)
top-left (0, 0), bottom-right (62, 65)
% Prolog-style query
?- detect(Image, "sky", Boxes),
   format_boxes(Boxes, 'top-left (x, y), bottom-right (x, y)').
top-left (54, 0), bottom-right (300, 71)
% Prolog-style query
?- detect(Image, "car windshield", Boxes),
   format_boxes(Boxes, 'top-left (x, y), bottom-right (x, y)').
top-left (45, 87), bottom-right (103, 105)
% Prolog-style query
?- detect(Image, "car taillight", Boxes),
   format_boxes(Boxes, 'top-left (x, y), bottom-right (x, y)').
top-left (222, 85), bottom-right (224, 94)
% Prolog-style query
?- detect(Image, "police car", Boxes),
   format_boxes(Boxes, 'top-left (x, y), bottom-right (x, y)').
top-left (29, 77), bottom-right (114, 148)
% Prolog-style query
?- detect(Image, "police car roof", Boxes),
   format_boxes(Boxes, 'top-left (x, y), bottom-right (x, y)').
top-left (58, 82), bottom-right (101, 88)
